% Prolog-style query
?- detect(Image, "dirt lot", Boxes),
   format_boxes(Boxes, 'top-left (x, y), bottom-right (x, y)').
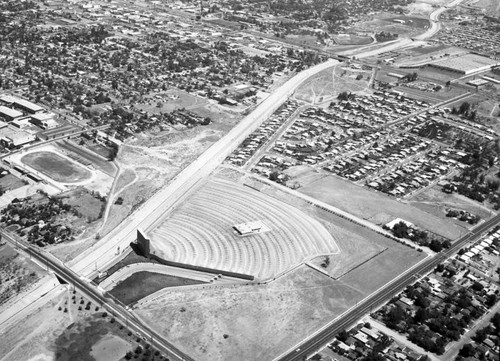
top-left (0, 287), bottom-right (143, 361)
top-left (299, 175), bottom-right (466, 240)
top-left (294, 65), bottom-right (373, 104)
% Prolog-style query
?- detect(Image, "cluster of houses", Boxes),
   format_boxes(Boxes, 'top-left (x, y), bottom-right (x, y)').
top-left (458, 231), bottom-right (500, 270)
top-left (438, 12), bottom-right (500, 58)
top-left (330, 323), bottom-right (428, 361)
top-left (0, 95), bottom-right (59, 149)
top-left (365, 147), bottom-right (461, 197)
top-left (226, 100), bottom-right (299, 167)
top-left (374, 255), bottom-right (499, 358)
top-left (331, 91), bottom-right (430, 128)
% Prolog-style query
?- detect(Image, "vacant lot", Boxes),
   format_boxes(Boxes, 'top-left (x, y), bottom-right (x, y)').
top-left (109, 271), bottom-right (203, 305)
top-left (0, 243), bottom-right (46, 307)
top-left (294, 65), bottom-right (372, 104)
top-left (299, 175), bottom-right (466, 240)
top-left (0, 287), bottom-right (143, 361)
top-left (56, 187), bottom-right (104, 222)
top-left (409, 184), bottom-right (494, 224)
top-left (21, 151), bottom-right (92, 184)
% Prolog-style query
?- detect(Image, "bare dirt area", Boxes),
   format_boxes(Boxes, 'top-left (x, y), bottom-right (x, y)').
top-left (0, 287), bottom-right (139, 361)
top-left (105, 115), bottom-right (240, 238)
top-left (294, 65), bottom-right (373, 104)
top-left (409, 184), bottom-right (495, 223)
top-left (299, 175), bottom-right (466, 240)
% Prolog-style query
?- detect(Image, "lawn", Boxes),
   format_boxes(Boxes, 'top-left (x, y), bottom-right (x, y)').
top-left (21, 151), bottom-right (92, 183)
top-left (0, 173), bottom-right (25, 192)
top-left (109, 271), bottom-right (204, 305)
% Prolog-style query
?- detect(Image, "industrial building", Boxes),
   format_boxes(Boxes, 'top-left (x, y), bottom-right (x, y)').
top-left (429, 53), bottom-right (500, 75)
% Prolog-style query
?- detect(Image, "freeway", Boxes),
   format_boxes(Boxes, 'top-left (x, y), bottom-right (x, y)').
top-left (276, 213), bottom-right (500, 361)
top-left (69, 58), bottom-right (339, 278)
top-left (0, 230), bottom-right (196, 361)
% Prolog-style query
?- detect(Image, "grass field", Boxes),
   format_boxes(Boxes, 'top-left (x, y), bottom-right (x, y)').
top-left (409, 184), bottom-right (495, 223)
top-left (56, 187), bottom-right (104, 222)
top-left (0, 173), bottom-right (25, 192)
top-left (299, 175), bottom-right (466, 240)
top-left (109, 271), bottom-right (204, 305)
top-left (21, 151), bottom-right (92, 183)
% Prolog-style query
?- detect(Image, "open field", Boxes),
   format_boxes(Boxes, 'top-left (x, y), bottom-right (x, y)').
top-left (21, 151), bottom-right (92, 184)
top-left (332, 34), bottom-right (373, 46)
top-left (0, 173), bottom-right (25, 192)
top-left (0, 287), bottom-right (142, 361)
top-left (409, 184), bottom-right (495, 222)
top-left (147, 177), bottom-right (339, 280)
top-left (299, 175), bottom-right (466, 240)
top-left (0, 243), bottom-right (46, 308)
top-left (294, 65), bottom-right (372, 104)
top-left (109, 271), bottom-right (203, 305)
top-left (353, 14), bottom-right (430, 37)
top-left (56, 187), bottom-right (104, 222)
top-left (136, 88), bottom-right (209, 114)
top-left (136, 237), bottom-right (424, 361)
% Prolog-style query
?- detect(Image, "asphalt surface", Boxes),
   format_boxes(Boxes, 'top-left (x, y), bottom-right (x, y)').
top-left (276, 214), bottom-right (500, 361)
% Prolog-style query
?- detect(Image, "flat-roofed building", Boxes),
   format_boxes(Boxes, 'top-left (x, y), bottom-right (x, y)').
top-left (30, 112), bottom-right (58, 129)
top-left (430, 53), bottom-right (500, 75)
top-left (0, 105), bottom-right (23, 122)
top-left (0, 95), bottom-right (43, 114)
top-left (0, 126), bottom-right (36, 148)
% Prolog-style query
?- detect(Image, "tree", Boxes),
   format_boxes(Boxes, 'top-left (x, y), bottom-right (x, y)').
top-left (269, 171), bottom-right (280, 182)
top-left (337, 329), bottom-right (349, 342)
top-left (459, 343), bottom-right (475, 358)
